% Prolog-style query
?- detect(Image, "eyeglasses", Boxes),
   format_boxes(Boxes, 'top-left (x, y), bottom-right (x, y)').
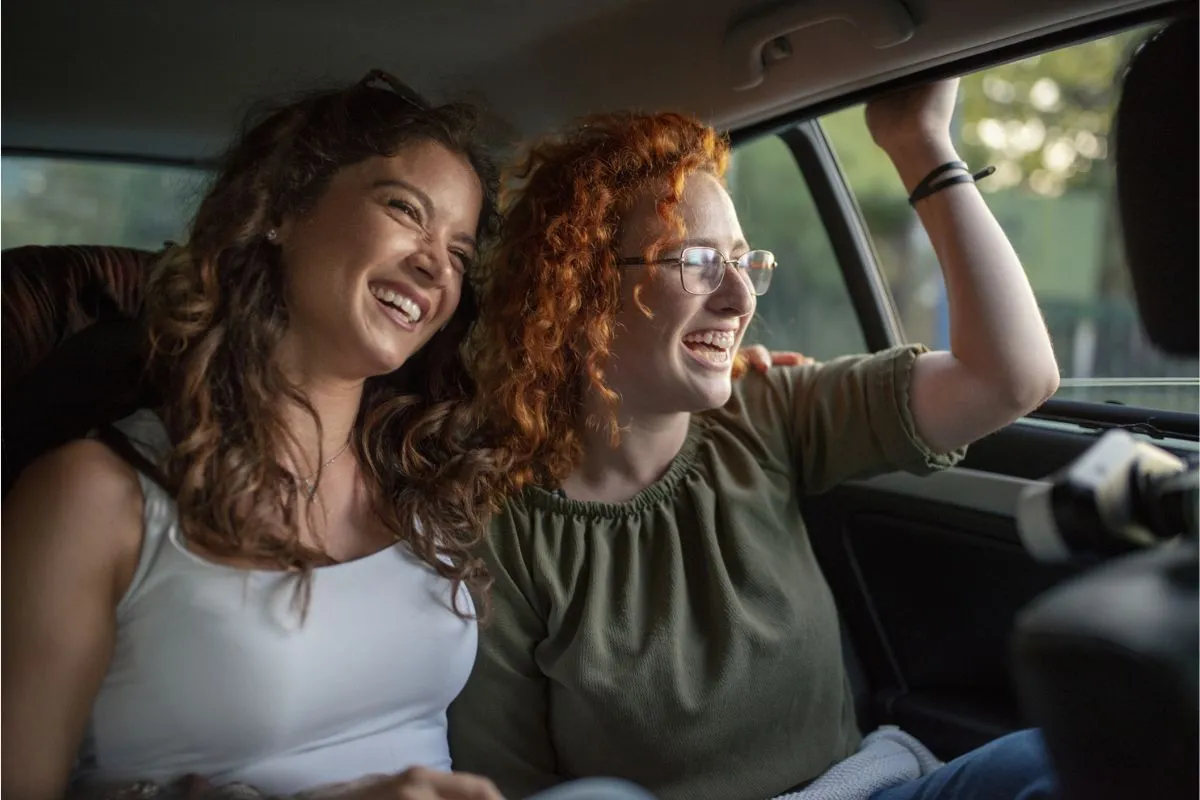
top-left (618, 246), bottom-right (777, 296)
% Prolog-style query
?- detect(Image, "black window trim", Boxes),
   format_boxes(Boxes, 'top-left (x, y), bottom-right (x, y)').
top-left (1026, 401), bottom-right (1198, 442)
top-left (2, 146), bottom-right (213, 170)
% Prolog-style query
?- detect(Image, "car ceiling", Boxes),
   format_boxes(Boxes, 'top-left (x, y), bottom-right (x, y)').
top-left (3, 0), bottom-right (1170, 163)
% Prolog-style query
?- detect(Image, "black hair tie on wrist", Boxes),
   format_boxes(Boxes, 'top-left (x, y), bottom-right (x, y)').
top-left (908, 161), bottom-right (996, 206)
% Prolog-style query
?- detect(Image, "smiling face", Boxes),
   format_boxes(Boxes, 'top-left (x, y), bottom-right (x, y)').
top-left (605, 171), bottom-right (757, 416)
top-left (274, 139), bottom-right (483, 382)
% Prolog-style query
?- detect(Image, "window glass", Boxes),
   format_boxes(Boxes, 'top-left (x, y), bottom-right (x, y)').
top-left (824, 26), bottom-right (1198, 414)
top-left (729, 135), bottom-right (867, 360)
top-left (2, 156), bottom-right (206, 251)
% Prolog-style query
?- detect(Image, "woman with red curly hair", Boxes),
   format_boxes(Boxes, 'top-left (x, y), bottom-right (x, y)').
top-left (450, 80), bottom-right (1061, 800)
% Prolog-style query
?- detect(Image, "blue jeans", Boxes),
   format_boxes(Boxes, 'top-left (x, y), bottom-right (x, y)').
top-left (525, 731), bottom-right (1053, 800)
top-left (869, 730), bottom-right (1056, 800)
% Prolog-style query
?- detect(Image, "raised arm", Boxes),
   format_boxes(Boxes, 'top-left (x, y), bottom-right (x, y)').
top-left (867, 79), bottom-right (1061, 455)
top-left (2, 441), bottom-right (145, 798)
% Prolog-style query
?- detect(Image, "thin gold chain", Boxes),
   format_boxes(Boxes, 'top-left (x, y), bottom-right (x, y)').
top-left (294, 438), bottom-right (352, 499)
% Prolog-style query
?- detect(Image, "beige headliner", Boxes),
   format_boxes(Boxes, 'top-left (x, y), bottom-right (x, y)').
top-left (3, 0), bottom-right (1167, 161)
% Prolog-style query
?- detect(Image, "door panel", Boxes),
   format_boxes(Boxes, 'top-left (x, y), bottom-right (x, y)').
top-left (804, 420), bottom-right (1195, 758)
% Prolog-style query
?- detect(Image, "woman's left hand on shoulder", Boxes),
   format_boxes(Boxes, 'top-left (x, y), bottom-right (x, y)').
top-left (740, 344), bottom-right (815, 373)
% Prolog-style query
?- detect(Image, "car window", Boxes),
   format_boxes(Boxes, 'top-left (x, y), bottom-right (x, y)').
top-left (2, 155), bottom-right (206, 251)
top-left (822, 26), bottom-right (1198, 415)
top-left (729, 135), bottom-right (867, 360)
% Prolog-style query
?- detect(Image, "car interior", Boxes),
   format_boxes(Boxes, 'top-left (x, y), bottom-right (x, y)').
top-left (3, 0), bottom-right (1198, 797)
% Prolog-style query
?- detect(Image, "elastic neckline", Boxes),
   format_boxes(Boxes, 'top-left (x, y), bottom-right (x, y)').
top-left (523, 417), bottom-right (709, 519)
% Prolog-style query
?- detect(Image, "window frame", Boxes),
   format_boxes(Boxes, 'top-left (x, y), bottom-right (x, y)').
top-left (2, 146), bottom-right (212, 171)
top-left (729, 2), bottom-right (1198, 441)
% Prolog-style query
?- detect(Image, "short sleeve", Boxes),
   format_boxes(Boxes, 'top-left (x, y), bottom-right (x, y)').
top-left (726, 344), bottom-right (965, 494)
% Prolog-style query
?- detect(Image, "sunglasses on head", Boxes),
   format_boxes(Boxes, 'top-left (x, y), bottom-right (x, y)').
top-left (358, 69), bottom-right (429, 112)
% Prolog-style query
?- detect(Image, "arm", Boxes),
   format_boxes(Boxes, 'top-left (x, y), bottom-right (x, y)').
top-left (867, 79), bottom-right (1061, 455)
top-left (2, 441), bottom-right (145, 798)
top-left (735, 348), bottom-right (959, 493)
top-left (448, 514), bottom-right (561, 799)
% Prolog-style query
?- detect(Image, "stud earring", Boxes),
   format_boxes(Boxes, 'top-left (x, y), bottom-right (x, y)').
top-left (266, 229), bottom-right (278, 242)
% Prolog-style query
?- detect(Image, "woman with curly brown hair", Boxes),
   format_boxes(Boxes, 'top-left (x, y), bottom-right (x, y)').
top-left (449, 80), bottom-right (1061, 800)
top-left (2, 73), bottom-right (651, 800)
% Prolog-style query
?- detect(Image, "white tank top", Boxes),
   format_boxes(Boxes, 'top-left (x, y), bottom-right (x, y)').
top-left (73, 410), bottom-right (477, 794)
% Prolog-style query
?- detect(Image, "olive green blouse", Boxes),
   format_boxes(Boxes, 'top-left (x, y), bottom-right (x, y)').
top-left (449, 345), bottom-right (964, 800)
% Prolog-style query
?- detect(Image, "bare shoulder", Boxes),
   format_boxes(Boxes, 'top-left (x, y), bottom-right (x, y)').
top-left (1, 440), bottom-right (151, 797)
top-left (10, 438), bottom-right (145, 518)
top-left (4, 439), bottom-right (147, 591)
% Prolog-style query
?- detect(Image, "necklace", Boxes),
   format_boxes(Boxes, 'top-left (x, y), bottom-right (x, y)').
top-left (293, 438), bottom-right (352, 500)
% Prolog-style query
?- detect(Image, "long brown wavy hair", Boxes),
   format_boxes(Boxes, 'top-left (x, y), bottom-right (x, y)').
top-left (471, 111), bottom-right (745, 490)
top-left (145, 71), bottom-right (510, 617)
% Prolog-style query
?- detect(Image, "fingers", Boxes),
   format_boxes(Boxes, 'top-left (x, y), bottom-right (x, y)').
top-left (766, 351), bottom-right (814, 368)
top-left (740, 344), bottom-right (814, 372)
top-left (740, 344), bottom-right (771, 371)
top-left (395, 768), bottom-right (504, 800)
top-left (392, 784), bottom-right (440, 800)
top-left (427, 772), bottom-right (503, 800)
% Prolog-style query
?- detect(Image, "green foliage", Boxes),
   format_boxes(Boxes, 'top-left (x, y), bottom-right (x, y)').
top-left (729, 136), bottom-right (866, 360)
top-left (957, 27), bottom-right (1153, 196)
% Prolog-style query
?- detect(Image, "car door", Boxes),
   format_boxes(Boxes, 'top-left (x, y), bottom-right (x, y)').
top-left (727, 15), bottom-right (1199, 759)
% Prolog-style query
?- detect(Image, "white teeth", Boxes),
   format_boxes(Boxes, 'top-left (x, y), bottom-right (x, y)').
top-left (683, 330), bottom-right (735, 348)
top-left (371, 286), bottom-right (423, 323)
top-left (399, 296), bottom-right (421, 322)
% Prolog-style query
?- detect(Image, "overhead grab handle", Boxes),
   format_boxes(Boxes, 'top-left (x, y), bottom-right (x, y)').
top-left (724, 0), bottom-right (916, 91)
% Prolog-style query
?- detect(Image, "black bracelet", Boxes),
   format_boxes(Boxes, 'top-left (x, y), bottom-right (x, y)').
top-left (908, 162), bottom-right (995, 206)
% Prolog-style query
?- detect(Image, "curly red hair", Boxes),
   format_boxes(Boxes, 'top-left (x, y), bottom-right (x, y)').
top-left (472, 111), bottom-right (750, 489)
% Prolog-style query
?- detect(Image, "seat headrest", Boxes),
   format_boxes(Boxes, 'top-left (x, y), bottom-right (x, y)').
top-left (2, 244), bottom-right (156, 383)
top-left (1115, 17), bottom-right (1199, 357)
top-left (2, 244), bottom-right (158, 493)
